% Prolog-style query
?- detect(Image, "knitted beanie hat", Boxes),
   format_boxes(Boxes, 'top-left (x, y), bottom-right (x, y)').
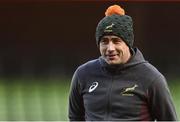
top-left (95, 5), bottom-right (134, 47)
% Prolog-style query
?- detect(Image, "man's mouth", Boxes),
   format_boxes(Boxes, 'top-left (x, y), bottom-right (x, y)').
top-left (106, 54), bottom-right (117, 60)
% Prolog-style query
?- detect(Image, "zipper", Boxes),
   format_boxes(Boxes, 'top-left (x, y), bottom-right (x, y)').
top-left (105, 75), bottom-right (114, 120)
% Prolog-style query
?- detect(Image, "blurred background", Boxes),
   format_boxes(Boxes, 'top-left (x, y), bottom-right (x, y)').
top-left (0, 0), bottom-right (180, 120)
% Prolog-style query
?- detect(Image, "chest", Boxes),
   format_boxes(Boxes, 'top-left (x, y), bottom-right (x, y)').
top-left (81, 75), bottom-right (149, 118)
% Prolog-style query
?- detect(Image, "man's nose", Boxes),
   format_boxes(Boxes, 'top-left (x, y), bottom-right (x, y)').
top-left (107, 42), bottom-right (115, 51)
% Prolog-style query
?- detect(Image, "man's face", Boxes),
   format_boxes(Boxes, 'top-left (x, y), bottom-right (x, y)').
top-left (99, 35), bottom-right (131, 65)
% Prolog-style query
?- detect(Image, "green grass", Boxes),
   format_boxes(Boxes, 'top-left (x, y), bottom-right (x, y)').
top-left (0, 77), bottom-right (179, 120)
top-left (0, 77), bottom-right (71, 121)
top-left (168, 80), bottom-right (180, 120)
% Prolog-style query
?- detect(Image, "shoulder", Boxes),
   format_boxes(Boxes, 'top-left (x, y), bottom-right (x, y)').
top-left (141, 62), bottom-right (162, 77)
top-left (72, 58), bottom-right (101, 88)
top-left (140, 62), bottom-right (167, 87)
top-left (144, 63), bottom-right (167, 86)
top-left (74, 58), bottom-right (101, 76)
top-left (132, 61), bottom-right (166, 86)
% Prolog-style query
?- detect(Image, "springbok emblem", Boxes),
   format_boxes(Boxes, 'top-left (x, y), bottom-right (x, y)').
top-left (121, 84), bottom-right (138, 96)
top-left (104, 23), bottom-right (115, 32)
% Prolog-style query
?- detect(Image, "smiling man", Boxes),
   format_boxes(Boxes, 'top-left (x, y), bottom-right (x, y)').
top-left (100, 35), bottom-right (131, 65)
top-left (68, 5), bottom-right (177, 121)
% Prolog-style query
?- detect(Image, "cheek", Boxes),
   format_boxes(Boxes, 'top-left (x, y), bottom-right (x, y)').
top-left (124, 46), bottom-right (130, 52)
top-left (121, 46), bottom-right (130, 55)
top-left (99, 47), bottom-right (106, 55)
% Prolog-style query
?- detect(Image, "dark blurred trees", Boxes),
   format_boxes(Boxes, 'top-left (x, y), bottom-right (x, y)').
top-left (0, 1), bottom-right (179, 78)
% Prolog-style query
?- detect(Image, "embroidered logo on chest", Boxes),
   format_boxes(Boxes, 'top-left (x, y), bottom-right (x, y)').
top-left (121, 84), bottom-right (138, 96)
top-left (89, 82), bottom-right (98, 93)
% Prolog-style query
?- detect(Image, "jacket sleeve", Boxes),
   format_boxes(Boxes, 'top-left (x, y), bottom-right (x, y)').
top-left (68, 69), bottom-right (85, 121)
top-left (147, 75), bottom-right (178, 121)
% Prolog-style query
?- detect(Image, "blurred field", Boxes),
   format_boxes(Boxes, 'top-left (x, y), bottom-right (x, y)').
top-left (0, 77), bottom-right (70, 121)
top-left (0, 77), bottom-right (179, 120)
top-left (168, 79), bottom-right (180, 119)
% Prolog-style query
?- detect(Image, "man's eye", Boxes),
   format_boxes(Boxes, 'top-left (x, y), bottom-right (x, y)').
top-left (114, 41), bottom-right (121, 44)
top-left (113, 39), bottom-right (122, 44)
top-left (100, 39), bottom-right (108, 44)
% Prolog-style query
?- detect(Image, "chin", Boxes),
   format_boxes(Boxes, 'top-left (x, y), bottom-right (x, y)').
top-left (106, 59), bottom-right (124, 65)
top-left (107, 61), bottom-right (121, 65)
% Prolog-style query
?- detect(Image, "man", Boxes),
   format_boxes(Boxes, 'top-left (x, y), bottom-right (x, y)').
top-left (68, 5), bottom-right (177, 121)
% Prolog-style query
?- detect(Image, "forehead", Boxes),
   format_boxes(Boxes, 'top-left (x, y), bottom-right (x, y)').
top-left (101, 35), bottom-right (122, 39)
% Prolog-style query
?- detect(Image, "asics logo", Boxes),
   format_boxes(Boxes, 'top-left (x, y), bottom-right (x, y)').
top-left (89, 82), bottom-right (98, 93)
